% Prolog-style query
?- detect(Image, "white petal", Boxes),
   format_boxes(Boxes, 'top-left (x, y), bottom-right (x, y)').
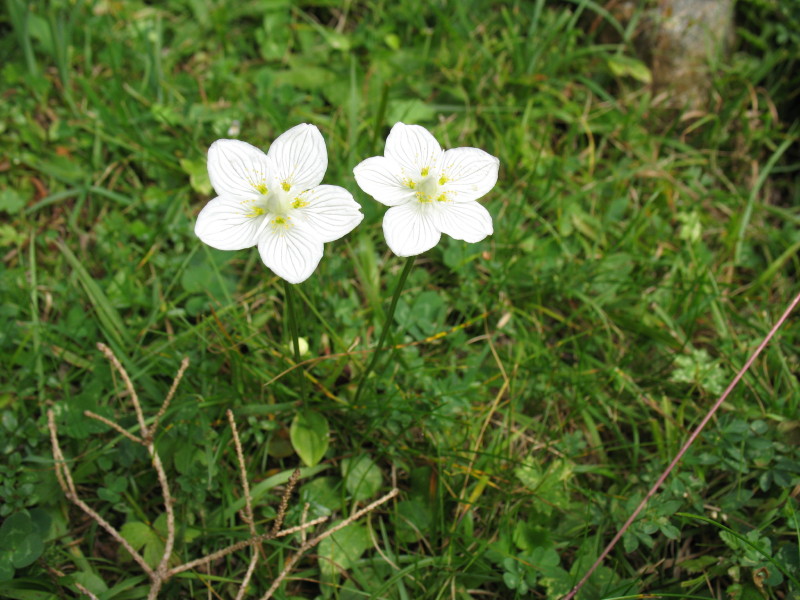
top-left (195, 196), bottom-right (265, 250)
top-left (257, 223), bottom-right (324, 284)
top-left (294, 185), bottom-right (364, 243)
top-left (207, 139), bottom-right (272, 201)
top-left (353, 156), bottom-right (416, 207)
top-left (434, 201), bottom-right (493, 243)
top-left (382, 203), bottom-right (441, 257)
top-left (267, 123), bottom-right (327, 192)
top-left (440, 147), bottom-right (500, 203)
top-left (384, 123), bottom-right (443, 178)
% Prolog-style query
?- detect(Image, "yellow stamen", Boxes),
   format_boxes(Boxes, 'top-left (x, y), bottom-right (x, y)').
top-left (255, 183), bottom-right (268, 194)
top-left (281, 181), bottom-right (291, 191)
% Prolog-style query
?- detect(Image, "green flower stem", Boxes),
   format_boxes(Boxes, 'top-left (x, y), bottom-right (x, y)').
top-left (353, 256), bottom-right (415, 404)
top-left (283, 280), bottom-right (308, 403)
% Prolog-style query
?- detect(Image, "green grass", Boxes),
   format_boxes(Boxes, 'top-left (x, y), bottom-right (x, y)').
top-left (1, 0), bottom-right (800, 598)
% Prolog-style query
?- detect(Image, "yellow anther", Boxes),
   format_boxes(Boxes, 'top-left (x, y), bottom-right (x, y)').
top-left (255, 183), bottom-right (268, 194)
top-left (421, 167), bottom-right (429, 176)
top-left (281, 181), bottom-right (291, 191)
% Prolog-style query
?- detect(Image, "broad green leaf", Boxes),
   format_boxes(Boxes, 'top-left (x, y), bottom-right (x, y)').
top-left (120, 521), bottom-right (163, 569)
top-left (317, 522), bottom-right (371, 581)
top-left (394, 499), bottom-right (432, 543)
top-left (290, 410), bottom-right (329, 467)
top-left (71, 571), bottom-right (109, 595)
top-left (0, 189), bottom-right (25, 215)
top-left (300, 476), bottom-right (343, 516)
top-left (0, 512), bottom-right (43, 569)
top-left (341, 455), bottom-right (382, 502)
top-left (0, 552), bottom-right (15, 581)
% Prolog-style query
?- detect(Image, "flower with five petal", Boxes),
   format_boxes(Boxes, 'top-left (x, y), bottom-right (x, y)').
top-left (194, 124), bottom-right (364, 284)
top-left (353, 123), bottom-right (499, 257)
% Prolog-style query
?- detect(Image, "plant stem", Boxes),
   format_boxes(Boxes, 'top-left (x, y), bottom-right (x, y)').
top-left (353, 256), bottom-right (415, 404)
top-left (561, 287), bottom-right (800, 600)
top-left (283, 280), bottom-right (308, 403)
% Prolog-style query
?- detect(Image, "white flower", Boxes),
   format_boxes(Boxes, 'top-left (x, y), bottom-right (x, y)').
top-left (353, 123), bottom-right (499, 257)
top-left (194, 124), bottom-right (364, 284)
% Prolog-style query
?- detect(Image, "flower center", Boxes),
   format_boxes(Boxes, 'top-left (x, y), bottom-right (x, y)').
top-left (415, 175), bottom-right (439, 203)
top-left (264, 188), bottom-right (293, 216)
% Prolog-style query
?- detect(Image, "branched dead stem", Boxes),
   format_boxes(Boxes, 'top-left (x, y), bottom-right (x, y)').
top-left (50, 346), bottom-right (399, 600)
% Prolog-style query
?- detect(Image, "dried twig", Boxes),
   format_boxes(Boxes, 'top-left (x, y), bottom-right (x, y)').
top-left (562, 289), bottom-right (800, 600)
top-left (151, 356), bottom-right (190, 440)
top-left (228, 409), bottom-right (259, 600)
top-left (96, 343), bottom-right (146, 435)
top-left (51, 345), bottom-right (397, 600)
top-left (168, 515), bottom-right (329, 577)
top-left (48, 410), bottom-right (155, 580)
top-left (47, 566), bottom-right (100, 600)
top-left (83, 410), bottom-right (142, 444)
top-left (259, 488), bottom-right (400, 600)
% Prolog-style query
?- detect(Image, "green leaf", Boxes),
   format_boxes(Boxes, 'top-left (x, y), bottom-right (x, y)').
top-left (342, 454), bottom-right (382, 502)
top-left (606, 54), bottom-right (652, 83)
top-left (300, 476), bottom-right (343, 517)
top-left (394, 499), bottom-right (433, 543)
top-left (290, 410), bottom-right (329, 467)
top-left (0, 512), bottom-right (44, 569)
top-left (0, 189), bottom-right (25, 215)
top-left (71, 571), bottom-right (109, 595)
top-left (317, 522), bottom-right (371, 581)
top-left (180, 157), bottom-right (212, 196)
top-left (120, 521), bottom-right (163, 569)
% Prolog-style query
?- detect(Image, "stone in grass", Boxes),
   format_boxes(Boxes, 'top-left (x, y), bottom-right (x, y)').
top-left (643, 0), bottom-right (735, 110)
top-left (596, 0), bottom-right (735, 110)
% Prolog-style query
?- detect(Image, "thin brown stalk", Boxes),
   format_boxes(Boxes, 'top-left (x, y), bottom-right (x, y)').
top-left (48, 566), bottom-right (100, 600)
top-left (168, 517), bottom-right (328, 577)
top-left (228, 409), bottom-right (259, 600)
top-left (84, 410), bottom-right (142, 444)
top-left (48, 410), bottom-right (155, 580)
top-left (259, 488), bottom-right (400, 600)
top-left (562, 288), bottom-right (800, 600)
top-left (150, 356), bottom-right (190, 440)
top-left (96, 342), bottom-right (147, 435)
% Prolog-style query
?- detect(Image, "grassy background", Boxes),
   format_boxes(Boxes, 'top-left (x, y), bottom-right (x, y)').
top-left (2, 0), bottom-right (800, 598)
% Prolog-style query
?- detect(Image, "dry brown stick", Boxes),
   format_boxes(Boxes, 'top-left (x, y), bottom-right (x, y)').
top-left (47, 410), bottom-right (156, 580)
top-left (149, 449), bottom-right (175, 590)
top-left (96, 343), bottom-right (147, 435)
top-left (150, 356), bottom-right (190, 440)
top-left (169, 516), bottom-right (329, 577)
top-left (274, 516), bottom-right (328, 539)
top-left (48, 566), bottom-right (100, 600)
top-left (228, 409), bottom-right (259, 600)
top-left (259, 488), bottom-right (400, 600)
top-left (84, 410), bottom-right (143, 444)
top-left (93, 344), bottom-right (178, 600)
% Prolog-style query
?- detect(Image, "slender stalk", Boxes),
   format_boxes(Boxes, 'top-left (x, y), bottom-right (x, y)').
top-left (562, 288), bottom-right (800, 600)
top-left (283, 281), bottom-right (308, 403)
top-left (353, 256), bottom-right (415, 404)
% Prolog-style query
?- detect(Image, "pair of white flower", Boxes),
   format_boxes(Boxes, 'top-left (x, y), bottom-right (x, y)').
top-left (194, 122), bottom-right (500, 283)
